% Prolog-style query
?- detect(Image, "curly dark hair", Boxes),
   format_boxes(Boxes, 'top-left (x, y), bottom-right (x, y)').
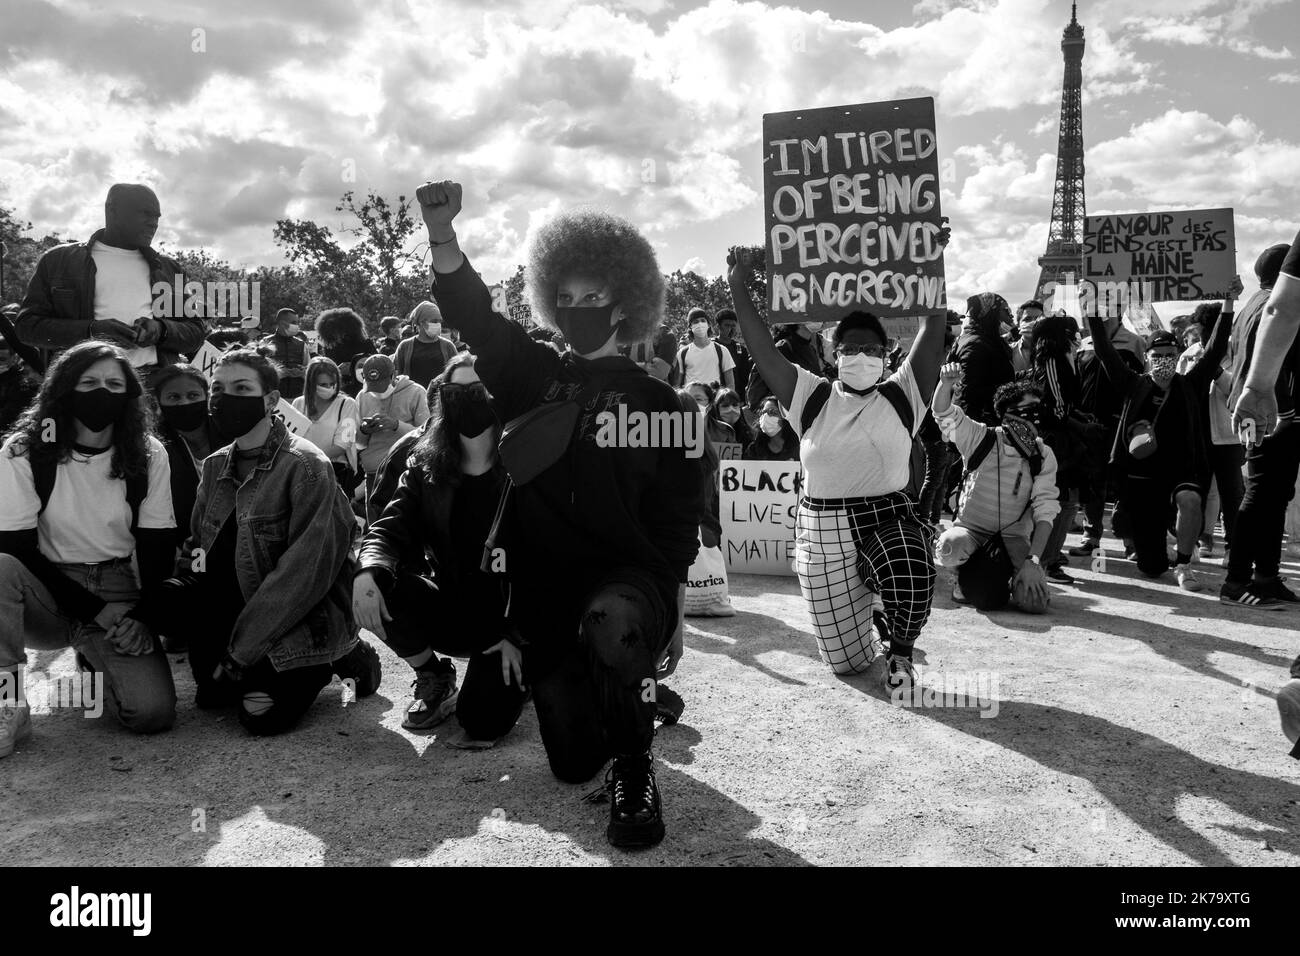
top-left (217, 348), bottom-right (280, 393)
top-left (5, 340), bottom-right (154, 481)
top-left (526, 209), bottom-right (665, 343)
top-left (833, 310), bottom-right (888, 348)
top-left (407, 352), bottom-right (493, 487)
top-left (1030, 314), bottom-right (1074, 365)
top-left (992, 379), bottom-right (1044, 420)
top-left (315, 308), bottom-right (369, 350)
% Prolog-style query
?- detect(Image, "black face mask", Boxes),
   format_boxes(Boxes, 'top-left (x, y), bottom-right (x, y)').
top-left (161, 400), bottom-right (209, 433)
top-left (455, 398), bottom-right (498, 439)
top-left (555, 304), bottom-right (620, 355)
top-left (210, 393), bottom-right (269, 441)
top-left (70, 388), bottom-right (129, 432)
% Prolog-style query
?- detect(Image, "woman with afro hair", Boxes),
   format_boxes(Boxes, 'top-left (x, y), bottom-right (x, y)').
top-left (415, 180), bottom-right (705, 850)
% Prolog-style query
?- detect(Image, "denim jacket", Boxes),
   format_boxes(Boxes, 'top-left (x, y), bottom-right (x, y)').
top-left (183, 417), bottom-right (359, 670)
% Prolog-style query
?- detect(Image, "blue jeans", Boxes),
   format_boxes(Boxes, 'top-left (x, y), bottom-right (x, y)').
top-left (0, 554), bottom-right (176, 733)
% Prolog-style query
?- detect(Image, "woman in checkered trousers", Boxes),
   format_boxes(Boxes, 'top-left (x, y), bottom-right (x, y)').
top-left (725, 245), bottom-right (948, 688)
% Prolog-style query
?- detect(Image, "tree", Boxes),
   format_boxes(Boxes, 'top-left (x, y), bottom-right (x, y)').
top-left (1, 205), bottom-right (64, 307)
top-left (336, 190), bottom-right (422, 317)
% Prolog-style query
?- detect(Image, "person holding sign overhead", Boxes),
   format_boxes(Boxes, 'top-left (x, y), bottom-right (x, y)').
top-left (727, 235), bottom-right (947, 689)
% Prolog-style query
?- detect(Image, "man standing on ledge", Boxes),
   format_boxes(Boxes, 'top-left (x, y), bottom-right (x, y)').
top-left (16, 184), bottom-right (207, 385)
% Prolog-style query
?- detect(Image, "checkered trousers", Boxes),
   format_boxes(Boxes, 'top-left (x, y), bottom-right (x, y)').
top-left (793, 491), bottom-right (937, 674)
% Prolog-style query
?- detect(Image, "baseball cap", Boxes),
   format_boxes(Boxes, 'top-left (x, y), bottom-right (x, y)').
top-left (361, 354), bottom-right (395, 381)
top-left (1148, 330), bottom-right (1179, 350)
top-left (239, 315), bottom-right (261, 330)
top-left (275, 307), bottom-right (298, 322)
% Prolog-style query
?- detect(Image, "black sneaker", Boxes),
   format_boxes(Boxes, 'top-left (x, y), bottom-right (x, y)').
top-left (332, 640), bottom-right (382, 698)
top-left (1068, 539), bottom-right (1099, 557)
top-left (654, 684), bottom-right (685, 726)
top-left (1045, 565), bottom-right (1075, 584)
top-left (402, 660), bottom-right (458, 731)
top-left (1219, 582), bottom-right (1285, 611)
top-left (602, 751), bottom-right (665, 849)
top-left (1259, 579), bottom-right (1300, 604)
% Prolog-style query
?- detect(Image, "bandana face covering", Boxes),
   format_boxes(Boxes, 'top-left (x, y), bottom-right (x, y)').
top-left (555, 303), bottom-right (620, 356)
top-left (1148, 355), bottom-right (1177, 389)
top-left (1001, 414), bottom-right (1039, 460)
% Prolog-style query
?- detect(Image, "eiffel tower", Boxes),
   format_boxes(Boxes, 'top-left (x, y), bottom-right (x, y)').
top-left (1036, 3), bottom-right (1087, 301)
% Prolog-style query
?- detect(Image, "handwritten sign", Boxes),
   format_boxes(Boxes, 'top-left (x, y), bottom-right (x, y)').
top-left (1083, 208), bottom-right (1236, 303)
top-left (719, 460), bottom-right (803, 576)
top-left (716, 441), bottom-right (743, 461)
top-left (272, 398), bottom-right (312, 438)
top-left (190, 340), bottom-right (224, 381)
top-left (763, 97), bottom-right (947, 324)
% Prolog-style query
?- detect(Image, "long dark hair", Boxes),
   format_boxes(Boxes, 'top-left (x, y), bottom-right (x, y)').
top-left (709, 387), bottom-right (751, 445)
top-left (1031, 314), bottom-right (1074, 366)
top-left (407, 351), bottom-right (494, 487)
top-left (6, 340), bottom-right (154, 480)
top-left (302, 356), bottom-right (343, 418)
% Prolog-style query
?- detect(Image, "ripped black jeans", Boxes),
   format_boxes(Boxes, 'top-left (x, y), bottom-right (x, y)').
top-left (520, 568), bottom-right (671, 785)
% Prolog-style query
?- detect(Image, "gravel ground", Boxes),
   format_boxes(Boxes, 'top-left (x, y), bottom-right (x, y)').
top-left (3, 531), bottom-right (1298, 867)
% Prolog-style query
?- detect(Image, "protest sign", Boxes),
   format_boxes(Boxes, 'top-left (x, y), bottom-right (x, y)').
top-left (273, 398), bottom-right (312, 437)
top-left (716, 441), bottom-right (743, 461)
top-left (763, 97), bottom-right (947, 324)
top-left (190, 340), bottom-right (224, 382)
top-left (719, 460), bottom-right (803, 576)
top-left (1083, 208), bottom-right (1236, 302)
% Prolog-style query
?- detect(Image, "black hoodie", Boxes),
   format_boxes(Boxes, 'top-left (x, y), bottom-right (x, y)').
top-left (430, 258), bottom-right (704, 641)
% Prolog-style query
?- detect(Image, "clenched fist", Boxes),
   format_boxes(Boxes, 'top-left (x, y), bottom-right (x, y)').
top-left (416, 180), bottom-right (463, 236)
top-left (939, 362), bottom-right (961, 385)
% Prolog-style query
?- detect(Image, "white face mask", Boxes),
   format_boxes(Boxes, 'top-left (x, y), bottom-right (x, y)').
top-left (370, 382), bottom-right (395, 399)
top-left (759, 413), bottom-right (783, 437)
top-left (692, 322), bottom-right (710, 339)
top-left (285, 323), bottom-right (300, 336)
top-left (315, 385), bottom-right (338, 401)
top-left (425, 324), bottom-right (442, 338)
top-left (837, 353), bottom-right (885, 391)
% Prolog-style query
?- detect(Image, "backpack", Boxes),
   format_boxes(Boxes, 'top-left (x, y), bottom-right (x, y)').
top-left (32, 454), bottom-right (149, 533)
top-left (677, 342), bottom-right (727, 387)
top-left (966, 429), bottom-right (1043, 479)
top-left (799, 377), bottom-right (925, 498)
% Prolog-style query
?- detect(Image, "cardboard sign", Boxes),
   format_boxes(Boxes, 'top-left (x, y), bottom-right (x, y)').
top-left (763, 97), bottom-right (947, 324)
top-left (272, 398), bottom-right (312, 438)
top-left (1083, 208), bottom-right (1236, 302)
top-left (716, 441), bottom-right (743, 461)
top-left (190, 340), bottom-right (224, 382)
top-left (719, 460), bottom-right (803, 576)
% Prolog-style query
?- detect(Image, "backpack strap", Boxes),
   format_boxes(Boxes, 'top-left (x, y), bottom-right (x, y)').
top-left (876, 379), bottom-right (915, 434)
top-left (714, 342), bottom-right (726, 382)
top-left (800, 379), bottom-right (833, 434)
top-left (34, 454), bottom-right (148, 531)
top-left (966, 431), bottom-right (997, 473)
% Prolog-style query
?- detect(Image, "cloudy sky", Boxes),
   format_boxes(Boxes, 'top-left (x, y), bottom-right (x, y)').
top-left (2, 0), bottom-right (1297, 309)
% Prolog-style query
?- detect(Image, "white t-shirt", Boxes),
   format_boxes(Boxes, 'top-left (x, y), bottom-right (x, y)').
top-left (0, 435), bottom-right (175, 563)
top-left (91, 243), bottom-right (157, 368)
top-left (291, 393), bottom-right (360, 463)
top-left (782, 362), bottom-right (926, 499)
top-left (680, 339), bottom-right (735, 387)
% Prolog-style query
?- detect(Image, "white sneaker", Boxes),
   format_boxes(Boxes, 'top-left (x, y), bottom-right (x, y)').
top-left (0, 703), bottom-right (32, 759)
top-left (1175, 566), bottom-right (1204, 592)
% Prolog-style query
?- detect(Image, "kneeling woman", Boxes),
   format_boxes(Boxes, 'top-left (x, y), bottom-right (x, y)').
top-left (416, 179), bottom-right (704, 849)
top-left (130, 349), bottom-right (379, 735)
top-left (1, 341), bottom-right (178, 753)
top-left (727, 248), bottom-right (945, 686)
top-left (353, 352), bottom-right (527, 741)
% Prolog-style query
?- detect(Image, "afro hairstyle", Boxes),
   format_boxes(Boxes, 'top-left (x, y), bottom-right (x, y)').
top-left (992, 378), bottom-right (1044, 420)
top-left (526, 209), bottom-right (665, 345)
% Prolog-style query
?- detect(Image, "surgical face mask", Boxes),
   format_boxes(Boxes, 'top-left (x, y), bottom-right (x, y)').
top-left (555, 303), bottom-right (620, 356)
top-left (316, 384), bottom-right (338, 401)
top-left (369, 382), bottom-right (396, 399)
top-left (691, 322), bottom-right (710, 339)
top-left (759, 413), bottom-right (782, 437)
top-left (424, 323), bottom-right (442, 338)
top-left (837, 352), bottom-right (885, 391)
top-left (719, 405), bottom-right (741, 424)
top-left (1149, 355), bottom-right (1177, 387)
top-left (285, 323), bottom-right (300, 336)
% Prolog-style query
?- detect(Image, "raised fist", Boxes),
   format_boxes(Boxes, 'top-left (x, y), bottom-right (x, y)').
top-left (416, 180), bottom-right (463, 234)
top-left (727, 247), bottom-right (752, 285)
top-left (939, 362), bottom-right (961, 384)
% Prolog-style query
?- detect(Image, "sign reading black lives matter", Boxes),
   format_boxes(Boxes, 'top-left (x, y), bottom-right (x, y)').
top-left (763, 97), bottom-right (947, 324)
top-left (1083, 207), bottom-right (1236, 302)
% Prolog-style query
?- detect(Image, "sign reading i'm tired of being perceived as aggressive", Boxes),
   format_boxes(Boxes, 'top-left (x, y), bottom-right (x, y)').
top-left (1083, 207), bottom-right (1237, 303)
top-left (763, 96), bottom-right (948, 324)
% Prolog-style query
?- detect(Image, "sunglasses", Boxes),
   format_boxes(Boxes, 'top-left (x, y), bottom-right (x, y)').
top-left (835, 343), bottom-right (887, 358)
top-left (437, 381), bottom-right (488, 399)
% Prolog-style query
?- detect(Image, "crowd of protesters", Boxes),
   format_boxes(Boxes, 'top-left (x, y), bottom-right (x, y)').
top-left (2, 181), bottom-right (1299, 856)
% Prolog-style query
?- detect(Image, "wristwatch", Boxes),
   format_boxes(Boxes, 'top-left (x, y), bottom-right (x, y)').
top-left (1028, 555), bottom-right (1041, 566)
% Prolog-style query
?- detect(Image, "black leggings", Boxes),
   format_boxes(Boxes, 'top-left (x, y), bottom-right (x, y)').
top-left (379, 572), bottom-right (527, 741)
top-left (1115, 474), bottom-right (1200, 578)
top-left (520, 569), bottom-right (670, 784)
top-left (1227, 419), bottom-right (1300, 585)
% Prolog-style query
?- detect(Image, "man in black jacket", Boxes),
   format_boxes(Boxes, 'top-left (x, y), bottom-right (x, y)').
top-left (949, 292), bottom-right (1015, 427)
top-left (16, 185), bottom-right (207, 384)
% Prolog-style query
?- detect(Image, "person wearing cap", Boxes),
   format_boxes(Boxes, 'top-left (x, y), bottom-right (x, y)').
top-left (258, 308), bottom-right (309, 400)
top-left (15, 184), bottom-right (207, 385)
top-left (393, 301), bottom-right (457, 388)
top-left (1085, 275), bottom-right (1243, 592)
top-left (355, 353), bottom-right (429, 521)
top-left (949, 292), bottom-right (1016, 427)
top-left (1222, 240), bottom-right (1300, 609)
